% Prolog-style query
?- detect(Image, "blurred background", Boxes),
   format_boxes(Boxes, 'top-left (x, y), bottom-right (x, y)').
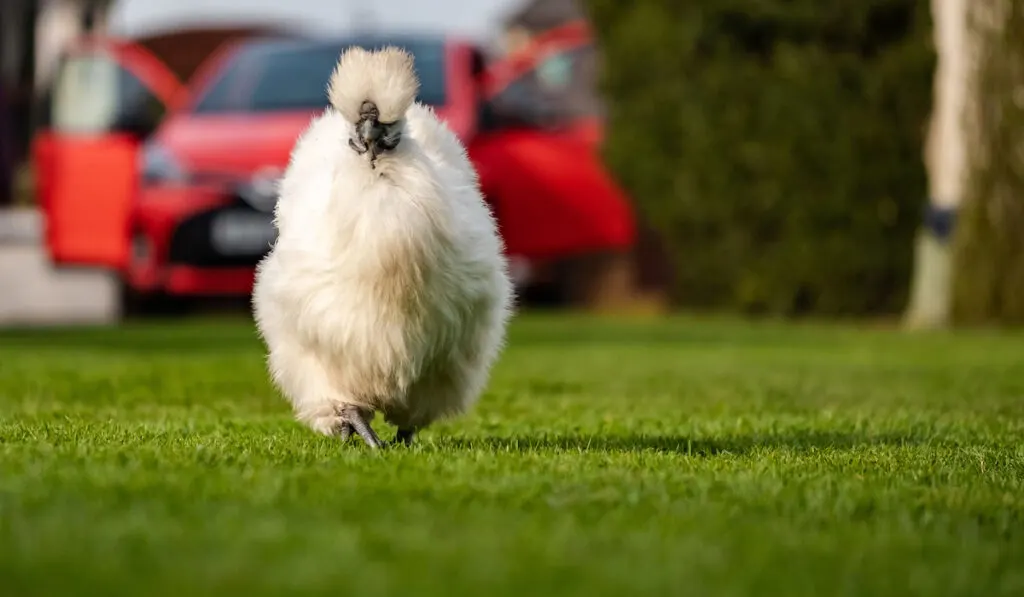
top-left (0, 0), bottom-right (1021, 328)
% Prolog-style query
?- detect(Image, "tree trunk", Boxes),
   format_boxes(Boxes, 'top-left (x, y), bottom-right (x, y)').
top-left (903, 0), bottom-right (968, 329)
top-left (950, 0), bottom-right (1024, 325)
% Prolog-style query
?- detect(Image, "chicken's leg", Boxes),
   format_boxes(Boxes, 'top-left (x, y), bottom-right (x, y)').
top-left (394, 428), bottom-right (416, 446)
top-left (339, 405), bottom-right (383, 449)
top-left (337, 422), bottom-right (353, 441)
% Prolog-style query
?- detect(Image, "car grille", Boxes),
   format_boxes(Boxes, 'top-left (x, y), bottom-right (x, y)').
top-left (167, 197), bottom-right (277, 267)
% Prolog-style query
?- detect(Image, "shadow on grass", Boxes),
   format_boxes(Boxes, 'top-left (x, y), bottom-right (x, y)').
top-left (437, 430), bottom-right (945, 456)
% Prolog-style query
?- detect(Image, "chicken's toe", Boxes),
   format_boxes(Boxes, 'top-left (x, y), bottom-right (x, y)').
top-left (340, 405), bottom-right (383, 449)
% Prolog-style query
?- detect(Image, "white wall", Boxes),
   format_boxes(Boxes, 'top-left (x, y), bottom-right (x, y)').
top-left (35, 0), bottom-right (86, 91)
top-left (105, 0), bottom-right (520, 41)
top-left (32, 0), bottom-right (522, 96)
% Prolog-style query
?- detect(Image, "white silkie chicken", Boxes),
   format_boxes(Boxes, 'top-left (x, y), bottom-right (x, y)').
top-left (252, 46), bottom-right (514, 448)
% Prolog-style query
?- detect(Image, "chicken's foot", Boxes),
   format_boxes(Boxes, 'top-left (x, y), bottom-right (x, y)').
top-left (393, 428), bottom-right (416, 446)
top-left (339, 405), bottom-right (383, 449)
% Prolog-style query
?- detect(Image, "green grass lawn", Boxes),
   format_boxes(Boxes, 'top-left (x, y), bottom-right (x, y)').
top-left (0, 315), bottom-right (1022, 597)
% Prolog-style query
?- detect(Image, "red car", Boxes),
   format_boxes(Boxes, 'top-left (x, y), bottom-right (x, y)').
top-left (34, 26), bottom-right (637, 311)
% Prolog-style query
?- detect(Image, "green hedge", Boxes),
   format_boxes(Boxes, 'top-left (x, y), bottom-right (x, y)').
top-left (586, 0), bottom-right (935, 315)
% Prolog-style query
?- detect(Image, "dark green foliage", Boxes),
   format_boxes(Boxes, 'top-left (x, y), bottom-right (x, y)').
top-left (585, 0), bottom-right (935, 315)
top-left (952, 0), bottom-right (1024, 325)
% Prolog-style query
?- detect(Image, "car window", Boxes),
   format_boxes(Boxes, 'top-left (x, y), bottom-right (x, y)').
top-left (50, 51), bottom-right (166, 136)
top-left (484, 44), bottom-right (603, 128)
top-left (191, 40), bottom-right (447, 114)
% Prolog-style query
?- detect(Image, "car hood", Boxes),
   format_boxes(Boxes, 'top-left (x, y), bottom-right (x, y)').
top-left (153, 111), bottom-right (320, 180)
top-left (154, 106), bottom-right (462, 180)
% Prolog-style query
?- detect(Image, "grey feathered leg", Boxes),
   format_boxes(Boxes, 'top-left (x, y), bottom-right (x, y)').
top-left (339, 405), bottom-right (383, 449)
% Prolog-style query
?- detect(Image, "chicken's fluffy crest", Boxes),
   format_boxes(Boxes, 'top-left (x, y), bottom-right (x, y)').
top-left (328, 45), bottom-right (419, 124)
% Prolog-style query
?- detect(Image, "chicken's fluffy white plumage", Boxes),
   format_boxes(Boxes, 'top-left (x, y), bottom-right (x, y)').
top-left (252, 46), bottom-right (514, 445)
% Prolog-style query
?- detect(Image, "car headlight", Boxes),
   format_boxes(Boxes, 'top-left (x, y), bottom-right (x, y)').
top-left (236, 167), bottom-right (282, 213)
top-left (139, 142), bottom-right (188, 184)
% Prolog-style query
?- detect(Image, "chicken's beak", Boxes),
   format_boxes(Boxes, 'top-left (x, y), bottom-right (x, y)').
top-left (359, 118), bottom-right (384, 148)
top-left (349, 100), bottom-right (380, 157)
top-left (352, 118), bottom-right (400, 161)
top-left (348, 101), bottom-right (401, 162)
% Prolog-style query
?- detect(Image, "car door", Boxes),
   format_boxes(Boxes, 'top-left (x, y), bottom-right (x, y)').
top-left (469, 23), bottom-right (635, 281)
top-left (33, 39), bottom-right (184, 270)
top-left (479, 20), bottom-right (602, 147)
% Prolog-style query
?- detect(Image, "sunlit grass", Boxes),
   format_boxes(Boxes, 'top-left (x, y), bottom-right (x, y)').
top-left (1, 315), bottom-right (1022, 596)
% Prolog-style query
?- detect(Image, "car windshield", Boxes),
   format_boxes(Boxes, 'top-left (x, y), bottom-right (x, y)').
top-left (190, 39), bottom-right (446, 114)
